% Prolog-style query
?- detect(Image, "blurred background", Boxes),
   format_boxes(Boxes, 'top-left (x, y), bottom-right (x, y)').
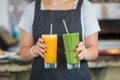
top-left (0, 0), bottom-right (120, 80)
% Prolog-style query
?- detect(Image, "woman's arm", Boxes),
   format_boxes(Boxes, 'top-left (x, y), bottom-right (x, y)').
top-left (75, 32), bottom-right (99, 61)
top-left (20, 29), bottom-right (47, 61)
top-left (84, 32), bottom-right (98, 60)
top-left (20, 29), bottom-right (35, 61)
top-left (75, 0), bottom-right (100, 61)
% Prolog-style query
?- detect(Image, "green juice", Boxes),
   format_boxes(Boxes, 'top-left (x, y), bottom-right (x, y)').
top-left (63, 33), bottom-right (80, 65)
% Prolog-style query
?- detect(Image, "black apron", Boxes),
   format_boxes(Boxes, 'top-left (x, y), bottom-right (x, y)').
top-left (30, 0), bottom-right (90, 80)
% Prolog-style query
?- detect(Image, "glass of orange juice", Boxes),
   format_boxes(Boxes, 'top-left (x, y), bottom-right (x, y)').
top-left (42, 34), bottom-right (57, 69)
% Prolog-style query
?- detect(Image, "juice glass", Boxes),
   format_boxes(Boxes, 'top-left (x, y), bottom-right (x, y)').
top-left (42, 34), bottom-right (57, 69)
top-left (63, 32), bottom-right (80, 69)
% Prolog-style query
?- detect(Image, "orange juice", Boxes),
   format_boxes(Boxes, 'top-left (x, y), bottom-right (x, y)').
top-left (42, 34), bottom-right (57, 64)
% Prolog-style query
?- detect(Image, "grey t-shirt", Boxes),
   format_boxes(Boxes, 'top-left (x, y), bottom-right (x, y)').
top-left (18, 0), bottom-right (100, 41)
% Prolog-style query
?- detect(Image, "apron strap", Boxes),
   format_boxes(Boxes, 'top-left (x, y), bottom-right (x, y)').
top-left (76, 0), bottom-right (84, 11)
top-left (35, 0), bottom-right (41, 15)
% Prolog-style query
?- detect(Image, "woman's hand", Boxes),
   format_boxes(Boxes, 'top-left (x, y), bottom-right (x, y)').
top-left (75, 42), bottom-right (88, 60)
top-left (32, 38), bottom-right (47, 58)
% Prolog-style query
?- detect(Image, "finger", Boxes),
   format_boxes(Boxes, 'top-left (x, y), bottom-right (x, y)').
top-left (36, 50), bottom-right (44, 58)
top-left (38, 52), bottom-right (44, 58)
top-left (75, 46), bottom-right (84, 52)
top-left (39, 48), bottom-right (46, 54)
top-left (36, 46), bottom-right (45, 58)
top-left (75, 42), bottom-right (84, 52)
top-left (77, 49), bottom-right (87, 60)
top-left (36, 42), bottom-right (47, 49)
top-left (77, 42), bottom-right (83, 47)
top-left (38, 38), bottom-right (45, 43)
top-left (77, 51), bottom-right (85, 60)
top-left (37, 46), bottom-right (46, 54)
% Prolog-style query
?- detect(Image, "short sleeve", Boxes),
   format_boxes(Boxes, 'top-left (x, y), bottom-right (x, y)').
top-left (82, 0), bottom-right (101, 38)
top-left (18, 2), bottom-right (35, 35)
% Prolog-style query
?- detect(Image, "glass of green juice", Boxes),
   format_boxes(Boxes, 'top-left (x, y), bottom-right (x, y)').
top-left (63, 32), bottom-right (80, 69)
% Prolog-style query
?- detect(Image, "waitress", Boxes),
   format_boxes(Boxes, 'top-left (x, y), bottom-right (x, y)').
top-left (18, 0), bottom-right (100, 80)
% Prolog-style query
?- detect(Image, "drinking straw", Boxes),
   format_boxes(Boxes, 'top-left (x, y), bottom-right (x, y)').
top-left (50, 24), bottom-right (53, 34)
top-left (63, 20), bottom-right (69, 34)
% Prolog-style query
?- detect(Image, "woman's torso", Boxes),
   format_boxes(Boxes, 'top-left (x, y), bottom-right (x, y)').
top-left (30, 0), bottom-right (91, 80)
